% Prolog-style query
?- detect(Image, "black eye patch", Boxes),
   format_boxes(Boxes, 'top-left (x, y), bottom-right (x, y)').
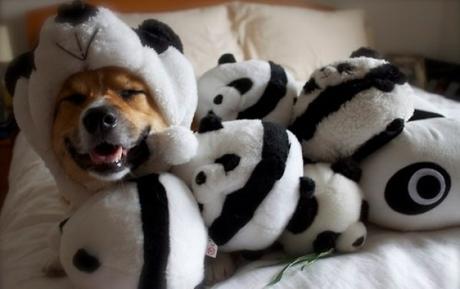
top-left (337, 63), bottom-right (355, 74)
top-left (385, 162), bottom-right (450, 215)
top-left (213, 94), bottom-right (223, 105)
top-left (227, 78), bottom-right (253, 95)
top-left (120, 89), bottom-right (145, 100)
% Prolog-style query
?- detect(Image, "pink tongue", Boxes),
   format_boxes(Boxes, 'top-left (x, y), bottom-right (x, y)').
top-left (90, 146), bottom-right (124, 165)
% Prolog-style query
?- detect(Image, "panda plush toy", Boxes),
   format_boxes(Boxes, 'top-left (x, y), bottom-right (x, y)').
top-left (289, 48), bottom-right (415, 163)
top-left (56, 173), bottom-right (207, 289)
top-left (196, 54), bottom-right (298, 127)
top-left (281, 161), bottom-right (367, 255)
top-left (173, 112), bottom-right (305, 252)
top-left (360, 109), bottom-right (460, 231)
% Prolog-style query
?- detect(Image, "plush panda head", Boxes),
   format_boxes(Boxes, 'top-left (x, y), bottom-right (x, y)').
top-left (360, 110), bottom-right (460, 231)
top-left (290, 48), bottom-right (415, 163)
top-left (173, 113), bottom-right (304, 252)
top-left (5, 1), bottom-right (198, 207)
top-left (196, 54), bottom-right (298, 126)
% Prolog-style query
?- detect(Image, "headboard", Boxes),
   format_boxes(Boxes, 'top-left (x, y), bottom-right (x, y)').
top-left (26, 0), bottom-right (333, 47)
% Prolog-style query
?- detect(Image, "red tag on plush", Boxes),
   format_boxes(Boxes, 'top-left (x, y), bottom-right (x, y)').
top-left (206, 238), bottom-right (218, 258)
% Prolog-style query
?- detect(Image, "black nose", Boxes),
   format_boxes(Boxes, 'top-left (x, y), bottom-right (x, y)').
top-left (83, 106), bottom-right (118, 134)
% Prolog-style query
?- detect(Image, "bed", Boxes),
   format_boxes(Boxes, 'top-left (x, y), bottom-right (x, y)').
top-left (1, 1), bottom-right (460, 288)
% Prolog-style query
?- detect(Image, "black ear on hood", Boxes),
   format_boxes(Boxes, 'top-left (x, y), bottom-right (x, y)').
top-left (350, 47), bottom-right (383, 59)
top-left (218, 53), bottom-right (237, 65)
top-left (135, 19), bottom-right (183, 54)
top-left (198, 111), bottom-right (223, 133)
top-left (55, 0), bottom-right (98, 26)
top-left (4, 51), bottom-right (35, 96)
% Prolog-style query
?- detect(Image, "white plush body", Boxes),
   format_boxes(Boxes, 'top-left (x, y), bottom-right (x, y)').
top-left (197, 56), bottom-right (298, 126)
top-left (173, 118), bottom-right (304, 252)
top-left (281, 163), bottom-right (367, 255)
top-left (360, 112), bottom-right (460, 231)
top-left (59, 173), bottom-right (207, 289)
top-left (290, 55), bottom-right (414, 162)
top-left (7, 4), bottom-right (198, 207)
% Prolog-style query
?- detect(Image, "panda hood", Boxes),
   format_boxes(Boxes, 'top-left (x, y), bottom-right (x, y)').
top-left (5, 1), bottom-right (197, 206)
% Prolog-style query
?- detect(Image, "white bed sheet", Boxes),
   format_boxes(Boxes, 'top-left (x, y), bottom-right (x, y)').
top-left (1, 88), bottom-right (460, 289)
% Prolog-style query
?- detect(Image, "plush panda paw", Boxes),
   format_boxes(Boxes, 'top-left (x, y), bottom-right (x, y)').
top-left (205, 253), bottom-right (237, 285)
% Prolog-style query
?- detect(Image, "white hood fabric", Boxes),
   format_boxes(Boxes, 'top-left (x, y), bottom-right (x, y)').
top-left (5, 2), bottom-right (198, 207)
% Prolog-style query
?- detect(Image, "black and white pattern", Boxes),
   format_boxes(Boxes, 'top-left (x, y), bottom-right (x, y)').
top-left (196, 54), bottom-right (298, 126)
top-left (360, 110), bottom-right (460, 230)
top-left (173, 115), bottom-right (304, 252)
top-left (289, 48), bottom-right (414, 162)
top-left (281, 162), bottom-right (367, 255)
top-left (5, 1), bottom-right (198, 207)
top-left (58, 173), bottom-right (207, 289)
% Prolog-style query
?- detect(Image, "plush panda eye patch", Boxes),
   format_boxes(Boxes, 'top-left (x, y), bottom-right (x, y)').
top-left (336, 63), bottom-right (354, 74)
top-left (385, 162), bottom-right (451, 215)
top-left (213, 94), bottom-right (223, 105)
top-left (215, 154), bottom-right (240, 172)
top-left (227, 78), bottom-right (253, 95)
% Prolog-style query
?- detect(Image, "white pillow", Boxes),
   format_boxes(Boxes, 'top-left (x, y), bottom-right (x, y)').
top-left (120, 5), bottom-right (244, 77)
top-left (230, 2), bottom-right (369, 81)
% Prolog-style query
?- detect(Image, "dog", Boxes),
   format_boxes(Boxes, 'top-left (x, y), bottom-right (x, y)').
top-left (52, 66), bottom-right (168, 189)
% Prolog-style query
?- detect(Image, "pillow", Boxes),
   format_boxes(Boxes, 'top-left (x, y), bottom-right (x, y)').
top-left (120, 5), bottom-right (244, 77)
top-left (230, 2), bottom-right (369, 81)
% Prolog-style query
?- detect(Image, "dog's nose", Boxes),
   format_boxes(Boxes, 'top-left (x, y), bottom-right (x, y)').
top-left (83, 107), bottom-right (118, 134)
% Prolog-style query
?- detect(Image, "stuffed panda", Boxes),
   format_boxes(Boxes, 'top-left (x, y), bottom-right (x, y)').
top-left (173, 113), bottom-right (305, 252)
top-left (5, 0), bottom-right (198, 208)
top-left (289, 48), bottom-right (415, 163)
top-left (57, 173), bottom-right (207, 289)
top-left (196, 54), bottom-right (298, 127)
top-left (280, 161), bottom-right (367, 255)
top-left (360, 109), bottom-right (460, 231)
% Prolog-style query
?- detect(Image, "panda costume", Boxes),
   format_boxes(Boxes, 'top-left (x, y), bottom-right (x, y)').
top-left (173, 113), bottom-right (305, 252)
top-left (58, 173), bottom-right (207, 289)
top-left (5, 0), bottom-right (198, 208)
top-left (360, 109), bottom-right (460, 231)
top-left (281, 162), bottom-right (367, 255)
top-left (289, 48), bottom-right (415, 162)
top-left (196, 54), bottom-right (298, 127)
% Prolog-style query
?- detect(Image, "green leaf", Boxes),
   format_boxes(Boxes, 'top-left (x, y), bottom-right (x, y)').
top-left (265, 249), bottom-right (334, 287)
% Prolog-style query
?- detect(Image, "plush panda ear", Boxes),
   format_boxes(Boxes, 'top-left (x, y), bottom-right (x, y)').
top-left (350, 47), bottom-right (383, 59)
top-left (218, 53), bottom-right (237, 65)
top-left (4, 51), bottom-right (35, 95)
top-left (198, 111), bottom-right (223, 133)
top-left (368, 64), bottom-right (407, 92)
top-left (135, 19), bottom-right (183, 54)
top-left (55, 0), bottom-right (98, 26)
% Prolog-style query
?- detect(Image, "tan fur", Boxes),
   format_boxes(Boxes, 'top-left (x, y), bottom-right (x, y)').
top-left (52, 66), bottom-right (168, 188)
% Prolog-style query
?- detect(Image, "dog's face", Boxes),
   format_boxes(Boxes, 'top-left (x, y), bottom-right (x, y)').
top-left (52, 66), bottom-right (167, 184)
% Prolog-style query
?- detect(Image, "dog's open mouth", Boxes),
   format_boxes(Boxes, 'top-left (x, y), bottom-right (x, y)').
top-left (65, 128), bottom-right (150, 176)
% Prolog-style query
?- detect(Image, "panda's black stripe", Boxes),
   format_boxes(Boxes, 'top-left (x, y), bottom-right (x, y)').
top-left (289, 64), bottom-right (406, 142)
top-left (237, 61), bottom-right (287, 120)
top-left (136, 174), bottom-right (170, 289)
top-left (352, 118), bottom-right (405, 162)
top-left (208, 122), bottom-right (290, 246)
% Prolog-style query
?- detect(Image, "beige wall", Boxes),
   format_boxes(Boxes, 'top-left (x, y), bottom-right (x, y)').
top-left (320, 0), bottom-right (460, 63)
top-left (1, 0), bottom-right (459, 63)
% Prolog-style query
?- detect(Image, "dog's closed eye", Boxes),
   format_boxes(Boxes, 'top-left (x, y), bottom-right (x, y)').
top-left (120, 89), bottom-right (146, 100)
top-left (64, 93), bottom-right (86, 105)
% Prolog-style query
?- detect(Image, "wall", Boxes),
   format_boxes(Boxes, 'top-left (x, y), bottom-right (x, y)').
top-left (0, 0), bottom-right (459, 63)
top-left (319, 0), bottom-right (460, 63)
